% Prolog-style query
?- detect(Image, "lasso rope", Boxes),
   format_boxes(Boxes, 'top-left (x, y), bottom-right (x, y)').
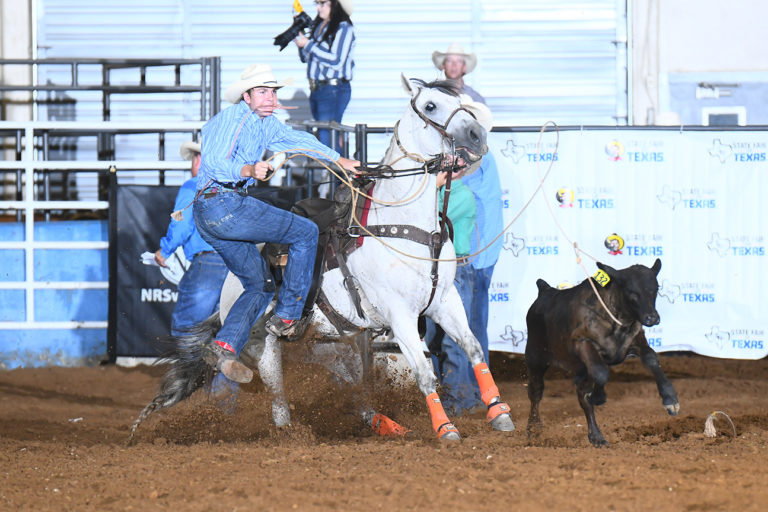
top-left (172, 121), bottom-right (624, 325)
top-left (704, 410), bottom-right (737, 438)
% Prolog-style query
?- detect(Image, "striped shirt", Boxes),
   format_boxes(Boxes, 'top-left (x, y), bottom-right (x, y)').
top-left (198, 100), bottom-right (341, 189)
top-left (299, 20), bottom-right (355, 81)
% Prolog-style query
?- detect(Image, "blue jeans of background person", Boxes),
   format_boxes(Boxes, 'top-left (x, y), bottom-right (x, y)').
top-left (467, 265), bottom-right (495, 365)
top-left (194, 190), bottom-right (319, 354)
top-left (170, 251), bottom-right (229, 336)
top-left (310, 81), bottom-right (351, 150)
top-left (427, 263), bottom-right (483, 415)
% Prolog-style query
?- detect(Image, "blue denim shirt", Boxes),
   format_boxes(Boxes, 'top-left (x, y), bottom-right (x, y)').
top-left (461, 152), bottom-right (504, 269)
top-left (160, 177), bottom-right (213, 261)
top-left (198, 100), bottom-right (341, 188)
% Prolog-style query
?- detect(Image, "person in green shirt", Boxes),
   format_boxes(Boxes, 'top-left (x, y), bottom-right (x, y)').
top-left (427, 169), bottom-right (479, 415)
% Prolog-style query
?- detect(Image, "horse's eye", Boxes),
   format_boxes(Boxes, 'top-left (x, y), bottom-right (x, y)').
top-left (424, 102), bottom-right (436, 113)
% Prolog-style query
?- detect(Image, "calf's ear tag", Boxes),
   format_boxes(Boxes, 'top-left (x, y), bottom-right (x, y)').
top-left (593, 269), bottom-right (611, 287)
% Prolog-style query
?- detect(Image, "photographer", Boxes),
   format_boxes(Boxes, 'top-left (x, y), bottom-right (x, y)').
top-left (293, 0), bottom-right (355, 150)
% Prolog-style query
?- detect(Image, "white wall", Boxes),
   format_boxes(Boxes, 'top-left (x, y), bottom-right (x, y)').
top-left (631, 0), bottom-right (768, 124)
top-left (3, 0), bottom-right (768, 126)
top-left (0, 0), bottom-right (33, 121)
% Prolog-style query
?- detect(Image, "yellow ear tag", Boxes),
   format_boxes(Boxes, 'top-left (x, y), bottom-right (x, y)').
top-left (593, 269), bottom-right (611, 287)
top-left (293, 0), bottom-right (304, 13)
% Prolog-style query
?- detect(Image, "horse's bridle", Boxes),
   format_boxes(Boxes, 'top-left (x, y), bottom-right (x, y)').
top-left (370, 88), bottom-right (479, 316)
top-left (392, 88), bottom-right (478, 165)
top-left (409, 88), bottom-right (477, 143)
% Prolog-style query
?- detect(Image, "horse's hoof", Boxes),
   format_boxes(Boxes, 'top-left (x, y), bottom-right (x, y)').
top-left (272, 398), bottom-right (291, 428)
top-left (439, 431), bottom-right (462, 442)
top-left (437, 422), bottom-right (461, 441)
top-left (487, 402), bottom-right (515, 432)
top-left (665, 402), bottom-right (680, 416)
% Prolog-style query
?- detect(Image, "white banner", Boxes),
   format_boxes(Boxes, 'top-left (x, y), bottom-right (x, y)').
top-left (487, 128), bottom-right (767, 360)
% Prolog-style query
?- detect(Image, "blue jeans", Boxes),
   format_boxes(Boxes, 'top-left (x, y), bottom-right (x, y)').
top-left (310, 81), bottom-right (351, 150)
top-left (171, 251), bottom-right (229, 336)
top-left (427, 263), bottom-right (483, 414)
top-left (468, 265), bottom-right (494, 365)
top-left (194, 190), bottom-right (319, 354)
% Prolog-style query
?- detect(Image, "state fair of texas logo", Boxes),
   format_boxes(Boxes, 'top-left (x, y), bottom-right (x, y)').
top-left (605, 140), bottom-right (624, 161)
top-left (555, 187), bottom-right (574, 207)
top-left (604, 233), bottom-right (625, 255)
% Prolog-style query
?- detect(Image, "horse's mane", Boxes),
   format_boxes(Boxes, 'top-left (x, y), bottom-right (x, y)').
top-left (410, 78), bottom-right (461, 97)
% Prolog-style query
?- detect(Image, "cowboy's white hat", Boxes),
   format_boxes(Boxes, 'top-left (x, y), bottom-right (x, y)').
top-left (224, 64), bottom-right (294, 104)
top-left (432, 43), bottom-right (477, 74)
top-left (179, 141), bottom-right (201, 161)
top-left (338, 0), bottom-right (354, 15)
top-left (459, 94), bottom-right (493, 132)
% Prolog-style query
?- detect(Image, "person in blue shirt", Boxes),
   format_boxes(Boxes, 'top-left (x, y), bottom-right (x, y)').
top-left (294, 0), bottom-right (355, 150)
top-left (193, 63), bottom-right (359, 384)
top-left (427, 96), bottom-right (503, 416)
top-left (154, 141), bottom-right (229, 338)
top-left (156, 141), bottom-right (240, 411)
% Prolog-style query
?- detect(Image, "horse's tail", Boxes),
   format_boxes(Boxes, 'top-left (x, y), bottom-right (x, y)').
top-left (126, 313), bottom-right (221, 445)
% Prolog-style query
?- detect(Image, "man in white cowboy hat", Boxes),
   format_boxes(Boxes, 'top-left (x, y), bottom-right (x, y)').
top-left (432, 42), bottom-right (485, 104)
top-left (426, 95), bottom-right (503, 416)
top-left (194, 63), bottom-right (359, 383)
top-left (155, 141), bottom-right (239, 409)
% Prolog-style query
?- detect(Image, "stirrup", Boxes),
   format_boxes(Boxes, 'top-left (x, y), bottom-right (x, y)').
top-left (265, 314), bottom-right (307, 340)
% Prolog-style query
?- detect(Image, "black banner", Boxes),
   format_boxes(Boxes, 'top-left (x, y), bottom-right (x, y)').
top-left (109, 183), bottom-right (302, 358)
top-left (114, 185), bottom-right (180, 357)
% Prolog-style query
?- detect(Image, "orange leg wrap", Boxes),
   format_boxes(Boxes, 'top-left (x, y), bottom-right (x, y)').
top-left (371, 413), bottom-right (410, 437)
top-left (473, 362), bottom-right (500, 405)
top-left (426, 392), bottom-right (458, 437)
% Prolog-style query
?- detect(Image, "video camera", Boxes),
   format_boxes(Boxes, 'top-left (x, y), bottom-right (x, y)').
top-left (273, 11), bottom-right (313, 51)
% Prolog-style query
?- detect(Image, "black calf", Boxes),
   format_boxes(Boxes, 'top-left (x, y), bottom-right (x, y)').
top-left (525, 258), bottom-right (679, 447)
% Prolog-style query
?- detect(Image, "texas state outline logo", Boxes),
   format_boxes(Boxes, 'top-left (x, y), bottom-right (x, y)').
top-left (500, 138), bottom-right (526, 163)
top-left (709, 138), bottom-right (733, 163)
top-left (503, 232), bottom-right (526, 256)
top-left (499, 325), bottom-right (526, 347)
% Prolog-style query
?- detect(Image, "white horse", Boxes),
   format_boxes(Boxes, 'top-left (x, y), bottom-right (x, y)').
top-left (129, 76), bottom-right (514, 443)
top-left (225, 76), bottom-right (513, 440)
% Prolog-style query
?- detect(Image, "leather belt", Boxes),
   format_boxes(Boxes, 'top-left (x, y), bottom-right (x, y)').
top-left (309, 78), bottom-right (349, 91)
top-left (201, 184), bottom-right (246, 199)
top-left (194, 250), bottom-right (214, 258)
top-left (456, 255), bottom-right (471, 266)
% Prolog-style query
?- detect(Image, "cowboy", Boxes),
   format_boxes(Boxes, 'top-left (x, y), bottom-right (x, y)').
top-left (194, 63), bottom-right (359, 383)
top-left (432, 42), bottom-right (485, 104)
top-left (155, 141), bottom-right (239, 409)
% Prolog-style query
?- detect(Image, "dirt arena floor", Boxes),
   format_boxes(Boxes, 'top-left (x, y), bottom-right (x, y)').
top-left (1, 350), bottom-right (767, 511)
